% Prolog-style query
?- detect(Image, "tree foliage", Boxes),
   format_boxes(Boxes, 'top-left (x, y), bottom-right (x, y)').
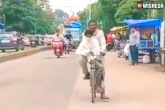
top-left (78, 0), bottom-right (165, 33)
top-left (0, 0), bottom-right (55, 34)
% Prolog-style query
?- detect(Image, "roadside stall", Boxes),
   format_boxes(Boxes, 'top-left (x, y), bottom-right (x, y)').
top-left (124, 19), bottom-right (161, 63)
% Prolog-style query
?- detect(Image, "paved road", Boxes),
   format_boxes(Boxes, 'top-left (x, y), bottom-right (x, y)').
top-left (68, 52), bottom-right (165, 110)
top-left (0, 51), bottom-right (165, 110)
top-left (0, 46), bottom-right (36, 56)
top-left (0, 50), bottom-right (80, 110)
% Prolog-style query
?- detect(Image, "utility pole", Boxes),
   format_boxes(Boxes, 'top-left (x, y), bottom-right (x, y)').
top-left (158, 8), bottom-right (165, 71)
top-left (161, 8), bottom-right (165, 66)
top-left (89, 0), bottom-right (92, 20)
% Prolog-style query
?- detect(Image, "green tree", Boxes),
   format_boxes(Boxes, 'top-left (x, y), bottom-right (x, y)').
top-left (115, 0), bottom-right (147, 22)
top-left (1, 0), bottom-right (55, 34)
top-left (79, 0), bottom-right (164, 33)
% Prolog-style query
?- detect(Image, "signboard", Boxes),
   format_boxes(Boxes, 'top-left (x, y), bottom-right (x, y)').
top-left (139, 40), bottom-right (159, 49)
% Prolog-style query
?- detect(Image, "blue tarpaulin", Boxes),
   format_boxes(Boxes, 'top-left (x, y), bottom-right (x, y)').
top-left (123, 19), bottom-right (162, 27)
top-left (0, 23), bottom-right (4, 29)
top-left (69, 22), bottom-right (82, 28)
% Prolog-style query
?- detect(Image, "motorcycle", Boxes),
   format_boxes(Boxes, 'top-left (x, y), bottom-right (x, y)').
top-left (117, 41), bottom-right (126, 58)
top-left (106, 42), bottom-right (114, 51)
top-left (30, 40), bottom-right (37, 48)
top-left (64, 39), bottom-right (70, 54)
top-left (40, 40), bottom-right (45, 45)
top-left (52, 39), bottom-right (63, 58)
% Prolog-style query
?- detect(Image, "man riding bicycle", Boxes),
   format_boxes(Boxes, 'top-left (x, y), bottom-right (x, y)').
top-left (79, 20), bottom-right (109, 99)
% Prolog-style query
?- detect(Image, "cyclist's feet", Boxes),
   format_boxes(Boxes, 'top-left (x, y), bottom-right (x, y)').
top-left (96, 86), bottom-right (104, 93)
top-left (83, 73), bottom-right (90, 80)
top-left (100, 94), bottom-right (109, 99)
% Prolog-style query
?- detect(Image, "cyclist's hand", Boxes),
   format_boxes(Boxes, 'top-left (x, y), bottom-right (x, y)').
top-left (88, 51), bottom-right (94, 55)
top-left (100, 51), bottom-right (106, 56)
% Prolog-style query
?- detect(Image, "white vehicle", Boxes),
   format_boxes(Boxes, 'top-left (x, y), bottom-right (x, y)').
top-left (46, 35), bottom-right (53, 46)
top-left (23, 37), bottom-right (30, 46)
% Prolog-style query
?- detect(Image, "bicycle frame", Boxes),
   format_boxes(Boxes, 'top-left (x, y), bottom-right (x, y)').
top-left (89, 55), bottom-right (97, 103)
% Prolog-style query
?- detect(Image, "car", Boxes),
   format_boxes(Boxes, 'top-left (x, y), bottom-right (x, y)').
top-left (23, 37), bottom-right (30, 46)
top-left (46, 35), bottom-right (53, 46)
top-left (0, 31), bottom-right (25, 52)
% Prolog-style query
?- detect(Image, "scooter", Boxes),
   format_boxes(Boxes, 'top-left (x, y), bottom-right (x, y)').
top-left (52, 39), bottom-right (63, 58)
top-left (30, 40), bottom-right (37, 48)
top-left (40, 40), bottom-right (45, 45)
top-left (117, 41), bottom-right (126, 58)
top-left (64, 39), bottom-right (70, 54)
top-left (106, 42), bottom-right (114, 51)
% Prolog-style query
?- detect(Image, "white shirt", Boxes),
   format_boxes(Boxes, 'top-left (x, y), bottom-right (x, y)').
top-left (76, 37), bottom-right (100, 57)
top-left (129, 31), bottom-right (140, 46)
top-left (82, 29), bottom-right (106, 52)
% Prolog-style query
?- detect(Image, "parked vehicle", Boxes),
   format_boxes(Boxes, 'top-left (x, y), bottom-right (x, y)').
top-left (52, 38), bottom-right (63, 58)
top-left (40, 36), bottom-right (45, 45)
top-left (23, 37), bottom-right (30, 46)
top-left (117, 41), bottom-right (127, 58)
top-left (106, 34), bottom-right (114, 51)
top-left (29, 35), bottom-right (38, 47)
top-left (106, 43), bottom-right (114, 51)
top-left (46, 35), bottom-right (53, 46)
top-left (0, 32), bottom-right (25, 52)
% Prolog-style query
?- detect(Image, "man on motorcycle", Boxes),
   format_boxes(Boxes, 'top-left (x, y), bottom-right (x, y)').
top-left (80, 20), bottom-right (109, 99)
top-left (64, 31), bottom-right (73, 42)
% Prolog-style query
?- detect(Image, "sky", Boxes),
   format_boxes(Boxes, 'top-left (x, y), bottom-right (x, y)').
top-left (49, 0), bottom-right (97, 13)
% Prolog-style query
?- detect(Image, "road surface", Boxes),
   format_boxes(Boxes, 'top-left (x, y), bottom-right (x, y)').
top-left (0, 50), bottom-right (80, 110)
top-left (0, 51), bottom-right (165, 110)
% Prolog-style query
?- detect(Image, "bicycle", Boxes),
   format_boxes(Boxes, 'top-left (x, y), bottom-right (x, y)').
top-left (88, 55), bottom-right (98, 103)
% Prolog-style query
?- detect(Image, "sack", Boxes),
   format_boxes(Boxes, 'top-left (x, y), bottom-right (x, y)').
top-left (124, 44), bottom-right (129, 56)
top-left (155, 56), bottom-right (160, 62)
top-left (142, 55), bottom-right (150, 63)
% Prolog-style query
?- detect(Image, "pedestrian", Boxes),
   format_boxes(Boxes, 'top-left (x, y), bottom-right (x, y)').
top-left (129, 28), bottom-right (140, 65)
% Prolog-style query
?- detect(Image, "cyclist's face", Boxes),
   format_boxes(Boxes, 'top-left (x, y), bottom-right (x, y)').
top-left (89, 22), bottom-right (97, 31)
top-left (85, 34), bottom-right (92, 42)
top-left (86, 34), bottom-right (92, 38)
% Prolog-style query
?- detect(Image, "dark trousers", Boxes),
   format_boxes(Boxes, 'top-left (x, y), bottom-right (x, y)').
top-left (129, 44), bottom-right (138, 63)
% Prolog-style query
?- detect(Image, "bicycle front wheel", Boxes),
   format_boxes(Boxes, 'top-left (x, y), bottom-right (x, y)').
top-left (90, 71), bottom-right (95, 103)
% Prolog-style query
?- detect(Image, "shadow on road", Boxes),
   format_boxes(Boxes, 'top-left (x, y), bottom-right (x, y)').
top-left (0, 79), bottom-right (21, 88)
top-left (43, 56), bottom-right (68, 59)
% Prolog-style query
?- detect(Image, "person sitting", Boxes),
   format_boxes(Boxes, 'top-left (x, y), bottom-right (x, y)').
top-left (76, 29), bottom-right (108, 99)
top-left (79, 20), bottom-right (109, 99)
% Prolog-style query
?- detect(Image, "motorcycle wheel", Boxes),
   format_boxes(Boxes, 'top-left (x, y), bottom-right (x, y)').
top-left (117, 53), bottom-right (122, 58)
top-left (106, 44), bottom-right (113, 51)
